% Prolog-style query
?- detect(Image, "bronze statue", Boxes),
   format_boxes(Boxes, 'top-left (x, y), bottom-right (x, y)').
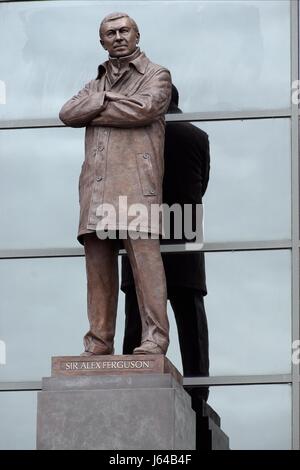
top-left (59, 12), bottom-right (172, 356)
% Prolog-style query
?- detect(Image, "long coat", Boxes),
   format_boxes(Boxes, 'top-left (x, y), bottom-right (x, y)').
top-left (59, 49), bottom-right (172, 244)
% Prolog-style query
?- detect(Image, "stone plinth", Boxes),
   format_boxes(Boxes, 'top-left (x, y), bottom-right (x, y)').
top-left (36, 355), bottom-right (195, 450)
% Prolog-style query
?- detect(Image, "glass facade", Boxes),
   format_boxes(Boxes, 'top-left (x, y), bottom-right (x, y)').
top-left (0, 0), bottom-right (290, 119)
top-left (208, 385), bottom-right (292, 450)
top-left (0, 0), bottom-right (299, 450)
top-left (200, 119), bottom-right (291, 242)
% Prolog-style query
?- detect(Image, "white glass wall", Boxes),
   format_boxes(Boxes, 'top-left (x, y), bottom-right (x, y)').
top-left (0, 0), bottom-right (290, 120)
top-left (0, 0), bottom-right (297, 450)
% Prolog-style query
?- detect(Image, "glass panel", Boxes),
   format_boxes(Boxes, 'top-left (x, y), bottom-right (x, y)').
top-left (120, 249), bottom-right (291, 376)
top-left (0, 391), bottom-right (37, 450)
top-left (0, 127), bottom-right (84, 249)
top-left (0, 253), bottom-right (182, 380)
top-left (165, 250), bottom-right (291, 376)
top-left (207, 385), bottom-right (291, 450)
top-left (0, 0), bottom-right (290, 120)
top-left (0, 257), bottom-right (87, 381)
top-left (0, 257), bottom-right (143, 381)
top-left (0, 118), bottom-right (291, 250)
top-left (201, 118), bottom-right (291, 241)
top-left (0, 250), bottom-right (291, 380)
top-left (205, 250), bottom-right (291, 375)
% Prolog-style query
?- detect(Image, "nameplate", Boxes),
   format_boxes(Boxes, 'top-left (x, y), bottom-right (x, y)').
top-left (51, 354), bottom-right (182, 384)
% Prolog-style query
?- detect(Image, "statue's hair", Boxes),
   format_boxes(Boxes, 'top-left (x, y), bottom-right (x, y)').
top-left (99, 12), bottom-right (139, 38)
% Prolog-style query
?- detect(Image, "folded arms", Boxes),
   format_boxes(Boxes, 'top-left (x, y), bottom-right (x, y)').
top-left (59, 68), bottom-right (171, 128)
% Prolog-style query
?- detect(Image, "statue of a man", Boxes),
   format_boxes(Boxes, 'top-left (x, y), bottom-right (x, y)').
top-left (59, 12), bottom-right (172, 356)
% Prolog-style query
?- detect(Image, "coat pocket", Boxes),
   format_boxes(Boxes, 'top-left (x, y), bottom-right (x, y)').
top-left (136, 153), bottom-right (157, 196)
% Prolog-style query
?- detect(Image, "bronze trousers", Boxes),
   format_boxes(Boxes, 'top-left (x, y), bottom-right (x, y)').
top-left (82, 232), bottom-right (169, 355)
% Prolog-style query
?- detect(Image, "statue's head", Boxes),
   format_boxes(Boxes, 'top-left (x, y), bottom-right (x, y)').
top-left (99, 12), bottom-right (140, 58)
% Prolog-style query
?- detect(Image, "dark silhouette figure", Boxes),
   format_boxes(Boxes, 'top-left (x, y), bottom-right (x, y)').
top-left (121, 85), bottom-right (210, 407)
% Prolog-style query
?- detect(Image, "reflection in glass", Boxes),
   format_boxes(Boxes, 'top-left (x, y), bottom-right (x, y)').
top-left (0, 257), bottom-right (87, 381)
top-left (0, 0), bottom-right (290, 119)
top-left (0, 250), bottom-right (289, 380)
top-left (208, 385), bottom-right (291, 449)
top-left (205, 250), bottom-right (291, 375)
top-left (0, 127), bottom-right (84, 249)
top-left (166, 250), bottom-right (291, 376)
top-left (0, 391), bottom-right (37, 450)
top-left (0, 118), bottom-right (291, 249)
top-left (0, 257), bottom-right (130, 381)
top-left (200, 118), bottom-right (291, 242)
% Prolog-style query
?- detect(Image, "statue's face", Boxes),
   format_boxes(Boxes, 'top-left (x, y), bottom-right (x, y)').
top-left (100, 16), bottom-right (140, 58)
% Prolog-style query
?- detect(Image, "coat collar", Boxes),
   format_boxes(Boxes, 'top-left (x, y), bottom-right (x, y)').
top-left (96, 48), bottom-right (148, 79)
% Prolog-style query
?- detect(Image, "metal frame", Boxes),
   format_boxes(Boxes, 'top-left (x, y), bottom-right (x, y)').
top-left (0, 240), bottom-right (293, 259)
top-left (0, 0), bottom-right (299, 450)
top-left (290, 0), bottom-right (300, 450)
top-left (0, 374), bottom-right (292, 392)
top-left (0, 109), bottom-right (292, 129)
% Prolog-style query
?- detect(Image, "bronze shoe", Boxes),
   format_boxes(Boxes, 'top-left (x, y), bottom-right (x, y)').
top-left (80, 347), bottom-right (114, 356)
top-left (133, 340), bottom-right (165, 355)
top-left (80, 351), bottom-right (96, 357)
